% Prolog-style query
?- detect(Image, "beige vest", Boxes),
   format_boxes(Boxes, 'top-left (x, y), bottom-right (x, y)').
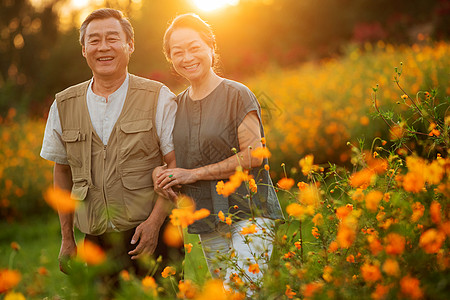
top-left (56, 75), bottom-right (163, 235)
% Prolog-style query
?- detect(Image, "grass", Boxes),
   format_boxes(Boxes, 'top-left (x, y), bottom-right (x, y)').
top-left (0, 214), bottom-right (210, 299)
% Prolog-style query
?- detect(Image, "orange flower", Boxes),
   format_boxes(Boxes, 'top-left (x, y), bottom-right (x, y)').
top-left (303, 282), bottom-right (323, 299)
top-left (43, 186), bottom-right (78, 213)
top-left (328, 241), bottom-right (338, 252)
top-left (195, 279), bottom-right (226, 300)
top-left (294, 241), bottom-right (301, 250)
top-left (241, 224), bottom-right (258, 235)
top-left (390, 124), bottom-right (406, 140)
top-left (10, 242), bottom-right (20, 251)
top-left (286, 203), bottom-right (305, 219)
top-left (264, 164), bottom-right (270, 171)
top-left (216, 181), bottom-right (225, 195)
top-left (142, 276), bottom-right (158, 296)
top-left (351, 188), bottom-right (365, 202)
top-left (277, 177), bottom-right (295, 190)
top-left (184, 243), bottom-right (193, 254)
top-left (350, 169), bottom-right (375, 188)
top-left (249, 178), bottom-right (258, 193)
top-left (322, 266), bottom-right (333, 282)
top-left (400, 275), bottom-right (423, 299)
top-left (170, 204), bottom-right (211, 229)
top-left (216, 169), bottom-right (251, 197)
top-left (120, 270), bottom-right (130, 281)
top-left (251, 147), bottom-right (271, 159)
top-left (285, 285), bottom-right (296, 299)
top-left (382, 259), bottom-right (399, 277)
top-left (312, 226), bottom-right (320, 239)
top-left (77, 240), bottom-right (105, 265)
top-left (218, 211), bottom-right (225, 222)
top-left (336, 205), bottom-right (353, 220)
top-left (419, 228), bottom-right (446, 254)
top-left (361, 263), bottom-right (382, 283)
top-left (403, 172), bottom-right (425, 193)
top-left (337, 223), bottom-right (356, 249)
top-left (297, 181), bottom-right (308, 190)
top-left (299, 154), bottom-right (319, 175)
top-left (0, 269), bottom-right (21, 293)
top-left (312, 213), bottom-right (323, 226)
top-left (37, 267), bottom-right (48, 276)
top-left (161, 266), bottom-right (176, 278)
top-left (177, 280), bottom-right (197, 299)
top-left (346, 255), bottom-right (355, 263)
top-left (371, 284), bottom-right (390, 300)
top-left (367, 235), bottom-right (383, 256)
top-left (225, 217), bottom-right (232, 225)
top-left (385, 233), bottom-right (405, 256)
top-left (163, 222), bottom-right (183, 248)
top-left (248, 263), bottom-right (260, 274)
top-left (411, 202), bottom-right (425, 222)
top-left (365, 190), bottom-right (383, 212)
top-left (430, 201), bottom-right (442, 224)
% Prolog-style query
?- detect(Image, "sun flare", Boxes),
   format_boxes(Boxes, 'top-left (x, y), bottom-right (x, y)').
top-left (70, 0), bottom-right (90, 9)
top-left (193, 0), bottom-right (239, 12)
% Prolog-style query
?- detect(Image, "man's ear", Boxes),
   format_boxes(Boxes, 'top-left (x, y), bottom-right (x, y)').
top-left (82, 46), bottom-right (87, 58)
top-left (128, 39), bottom-right (135, 54)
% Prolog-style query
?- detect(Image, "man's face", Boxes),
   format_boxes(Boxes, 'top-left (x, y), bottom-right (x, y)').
top-left (82, 17), bottom-right (134, 81)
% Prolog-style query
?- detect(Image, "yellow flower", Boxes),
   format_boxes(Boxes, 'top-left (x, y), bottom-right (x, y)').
top-left (77, 240), bottom-right (106, 265)
top-left (4, 292), bottom-right (26, 300)
top-left (195, 279), bottom-right (228, 300)
top-left (161, 266), bottom-right (176, 278)
top-left (322, 266), bottom-right (333, 282)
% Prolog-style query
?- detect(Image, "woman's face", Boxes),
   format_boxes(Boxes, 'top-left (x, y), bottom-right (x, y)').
top-left (169, 27), bottom-right (214, 84)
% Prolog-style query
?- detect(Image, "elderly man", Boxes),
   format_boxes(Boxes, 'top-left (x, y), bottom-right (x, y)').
top-left (40, 8), bottom-right (179, 280)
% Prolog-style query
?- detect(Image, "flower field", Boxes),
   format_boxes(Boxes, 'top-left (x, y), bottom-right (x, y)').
top-left (0, 41), bottom-right (449, 299)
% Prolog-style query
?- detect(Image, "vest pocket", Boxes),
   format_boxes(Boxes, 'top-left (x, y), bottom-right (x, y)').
top-left (121, 169), bottom-right (153, 190)
top-left (119, 119), bottom-right (160, 162)
top-left (61, 129), bottom-right (83, 168)
top-left (71, 178), bottom-right (89, 200)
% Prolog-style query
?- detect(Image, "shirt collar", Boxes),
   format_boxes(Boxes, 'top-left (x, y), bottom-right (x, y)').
top-left (87, 73), bottom-right (130, 103)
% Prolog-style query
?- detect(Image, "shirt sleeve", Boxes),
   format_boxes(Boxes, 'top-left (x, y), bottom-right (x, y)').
top-left (40, 100), bottom-right (69, 164)
top-left (236, 85), bottom-right (261, 127)
top-left (155, 85), bottom-right (177, 156)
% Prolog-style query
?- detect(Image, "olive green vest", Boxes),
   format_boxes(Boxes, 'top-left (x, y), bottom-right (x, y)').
top-left (56, 74), bottom-right (163, 235)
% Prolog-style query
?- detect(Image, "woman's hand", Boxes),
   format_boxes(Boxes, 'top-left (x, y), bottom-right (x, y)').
top-left (156, 168), bottom-right (197, 190)
top-left (153, 166), bottom-right (178, 200)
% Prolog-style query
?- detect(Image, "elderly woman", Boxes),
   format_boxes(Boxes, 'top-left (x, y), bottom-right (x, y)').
top-left (156, 13), bottom-right (283, 291)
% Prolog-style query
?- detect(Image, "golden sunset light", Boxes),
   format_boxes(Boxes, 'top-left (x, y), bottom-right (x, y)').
top-left (192, 0), bottom-right (239, 11)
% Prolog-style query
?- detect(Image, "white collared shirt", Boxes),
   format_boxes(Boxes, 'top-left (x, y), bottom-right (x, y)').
top-left (40, 74), bottom-right (177, 164)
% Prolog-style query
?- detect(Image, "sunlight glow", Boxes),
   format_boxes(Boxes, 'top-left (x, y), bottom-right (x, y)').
top-left (71, 0), bottom-right (89, 9)
top-left (193, 0), bottom-right (239, 12)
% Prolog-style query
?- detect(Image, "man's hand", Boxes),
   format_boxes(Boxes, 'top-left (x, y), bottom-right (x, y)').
top-left (128, 219), bottom-right (161, 260)
top-left (58, 238), bottom-right (77, 274)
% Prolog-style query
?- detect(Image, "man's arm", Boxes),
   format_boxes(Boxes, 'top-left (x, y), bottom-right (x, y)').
top-left (128, 151), bottom-right (176, 259)
top-left (54, 163), bottom-right (76, 273)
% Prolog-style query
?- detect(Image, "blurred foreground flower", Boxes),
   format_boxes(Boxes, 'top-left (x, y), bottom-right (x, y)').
top-left (0, 269), bottom-right (21, 293)
top-left (163, 222), bottom-right (183, 248)
top-left (142, 276), bottom-right (158, 296)
top-left (170, 195), bottom-right (210, 228)
top-left (216, 167), bottom-right (252, 197)
top-left (43, 186), bottom-right (78, 213)
top-left (4, 292), bottom-right (25, 300)
top-left (177, 280), bottom-right (197, 299)
top-left (277, 177), bottom-right (295, 190)
top-left (251, 146), bottom-right (271, 159)
top-left (299, 154), bottom-right (319, 176)
top-left (77, 240), bottom-right (106, 265)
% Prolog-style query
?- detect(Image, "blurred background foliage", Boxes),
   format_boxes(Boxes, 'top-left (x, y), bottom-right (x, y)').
top-left (0, 0), bottom-right (449, 219)
top-left (1, 0), bottom-right (449, 115)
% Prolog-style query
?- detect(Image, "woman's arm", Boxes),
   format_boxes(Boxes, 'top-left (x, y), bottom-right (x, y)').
top-left (156, 111), bottom-right (263, 189)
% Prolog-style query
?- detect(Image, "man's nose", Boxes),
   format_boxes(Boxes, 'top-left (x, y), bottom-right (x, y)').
top-left (98, 39), bottom-right (110, 50)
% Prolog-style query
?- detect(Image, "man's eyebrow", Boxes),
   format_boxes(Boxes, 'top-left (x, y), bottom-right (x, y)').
top-left (87, 31), bottom-right (120, 39)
